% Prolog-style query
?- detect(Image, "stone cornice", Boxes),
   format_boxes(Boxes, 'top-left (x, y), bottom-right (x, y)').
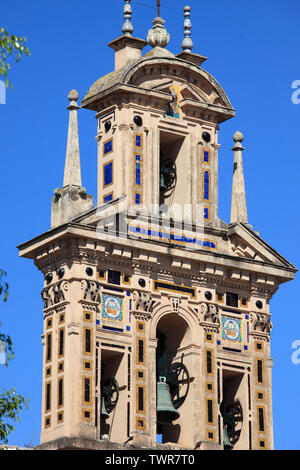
top-left (20, 221), bottom-right (295, 291)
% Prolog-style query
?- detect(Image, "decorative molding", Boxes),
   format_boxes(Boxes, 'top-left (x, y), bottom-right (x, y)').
top-left (67, 322), bottom-right (80, 336)
top-left (131, 310), bottom-right (152, 322)
top-left (78, 300), bottom-right (99, 312)
top-left (251, 333), bottom-right (270, 343)
top-left (169, 296), bottom-right (181, 313)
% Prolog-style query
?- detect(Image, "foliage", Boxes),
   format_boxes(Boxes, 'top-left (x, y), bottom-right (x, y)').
top-left (0, 271), bottom-right (29, 445)
top-left (0, 269), bottom-right (8, 303)
top-left (0, 27), bottom-right (30, 88)
top-left (0, 271), bottom-right (12, 365)
top-left (0, 270), bottom-right (12, 366)
top-left (0, 28), bottom-right (31, 446)
top-left (0, 389), bottom-right (29, 445)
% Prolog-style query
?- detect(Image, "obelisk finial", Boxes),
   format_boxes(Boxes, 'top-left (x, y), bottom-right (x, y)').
top-left (63, 90), bottom-right (82, 188)
top-left (230, 131), bottom-right (248, 225)
top-left (122, 0), bottom-right (134, 36)
top-left (181, 6), bottom-right (193, 52)
top-left (51, 90), bottom-right (93, 229)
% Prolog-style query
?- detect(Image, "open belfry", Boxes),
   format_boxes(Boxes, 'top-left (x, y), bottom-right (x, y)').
top-left (18, 1), bottom-right (296, 451)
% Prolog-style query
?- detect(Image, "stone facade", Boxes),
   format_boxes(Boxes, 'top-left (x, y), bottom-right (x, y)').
top-left (18, 3), bottom-right (296, 451)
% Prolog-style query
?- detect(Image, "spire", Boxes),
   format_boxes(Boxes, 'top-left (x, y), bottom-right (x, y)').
top-left (230, 131), bottom-right (248, 225)
top-left (63, 89), bottom-right (82, 188)
top-left (51, 90), bottom-right (93, 229)
top-left (181, 6), bottom-right (193, 52)
top-left (122, 0), bottom-right (134, 36)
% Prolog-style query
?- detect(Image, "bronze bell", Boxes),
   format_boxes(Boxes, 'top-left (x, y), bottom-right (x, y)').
top-left (101, 396), bottom-right (109, 420)
top-left (223, 426), bottom-right (233, 450)
top-left (156, 376), bottom-right (180, 423)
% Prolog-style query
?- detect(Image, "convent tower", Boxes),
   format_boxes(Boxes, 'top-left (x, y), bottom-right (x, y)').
top-left (18, 1), bottom-right (296, 451)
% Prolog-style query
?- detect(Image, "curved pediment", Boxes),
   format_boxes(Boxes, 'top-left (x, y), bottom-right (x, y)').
top-left (122, 56), bottom-right (233, 110)
top-left (82, 52), bottom-right (235, 120)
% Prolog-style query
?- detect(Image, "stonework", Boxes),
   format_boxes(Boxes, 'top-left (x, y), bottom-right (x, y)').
top-left (18, 3), bottom-right (296, 452)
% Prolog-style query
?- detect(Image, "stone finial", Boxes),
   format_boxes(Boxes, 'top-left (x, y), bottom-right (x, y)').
top-left (230, 131), bottom-right (248, 225)
top-left (181, 6), bottom-right (193, 52)
top-left (233, 130), bottom-right (244, 148)
top-left (51, 90), bottom-right (93, 229)
top-left (63, 90), bottom-right (82, 188)
top-left (147, 16), bottom-right (170, 49)
top-left (122, 0), bottom-right (134, 36)
top-left (67, 89), bottom-right (79, 108)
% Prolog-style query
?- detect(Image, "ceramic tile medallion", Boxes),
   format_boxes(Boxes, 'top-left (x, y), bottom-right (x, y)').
top-left (221, 315), bottom-right (242, 343)
top-left (102, 294), bottom-right (123, 322)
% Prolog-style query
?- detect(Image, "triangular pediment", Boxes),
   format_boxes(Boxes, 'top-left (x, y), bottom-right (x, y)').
top-left (179, 84), bottom-right (206, 103)
top-left (228, 223), bottom-right (296, 271)
top-left (152, 82), bottom-right (207, 104)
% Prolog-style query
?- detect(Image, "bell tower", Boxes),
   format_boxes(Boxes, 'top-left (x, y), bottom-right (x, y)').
top-left (18, 1), bottom-right (296, 451)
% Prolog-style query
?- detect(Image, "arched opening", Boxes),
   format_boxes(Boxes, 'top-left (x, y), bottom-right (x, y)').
top-left (155, 313), bottom-right (193, 446)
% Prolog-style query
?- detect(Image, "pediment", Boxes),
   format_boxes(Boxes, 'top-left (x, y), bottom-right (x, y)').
top-left (150, 81), bottom-right (207, 104)
top-left (82, 55), bottom-right (235, 122)
top-left (228, 223), bottom-right (296, 271)
top-left (124, 57), bottom-right (234, 110)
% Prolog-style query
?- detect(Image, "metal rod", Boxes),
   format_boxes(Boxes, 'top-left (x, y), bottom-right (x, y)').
top-left (157, 0), bottom-right (160, 17)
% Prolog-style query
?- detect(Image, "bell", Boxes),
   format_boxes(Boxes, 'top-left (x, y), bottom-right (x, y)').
top-left (101, 396), bottom-right (109, 420)
top-left (160, 174), bottom-right (167, 190)
top-left (223, 426), bottom-right (233, 450)
top-left (156, 376), bottom-right (180, 423)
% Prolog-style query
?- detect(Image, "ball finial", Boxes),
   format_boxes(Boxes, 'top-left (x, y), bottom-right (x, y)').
top-left (68, 89), bottom-right (79, 102)
top-left (233, 131), bottom-right (244, 143)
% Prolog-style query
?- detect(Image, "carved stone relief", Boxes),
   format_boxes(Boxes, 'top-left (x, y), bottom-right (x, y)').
top-left (132, 290), bottom-right (153, 313)
top-left (250, 312), bottom-right (272, 334)
top-left (41, 280), bottom-right (68, 308)
top-left (199, 302), bottom-right (220, 324)
top-left (81, 279), bottom-right (101, 303)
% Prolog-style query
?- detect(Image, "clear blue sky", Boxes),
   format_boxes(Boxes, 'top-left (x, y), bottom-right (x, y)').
top-left (1, 0), bottom-right (300, 449)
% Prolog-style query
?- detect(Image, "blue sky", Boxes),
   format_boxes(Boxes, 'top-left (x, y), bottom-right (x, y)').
top-left (1, 0), bottom-right (300, 449)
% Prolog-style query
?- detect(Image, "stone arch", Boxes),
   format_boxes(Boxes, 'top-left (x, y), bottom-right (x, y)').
top-left (150, 301), bottom-right (200, 446)
top-left (150, 301), bottom-right (200, 347)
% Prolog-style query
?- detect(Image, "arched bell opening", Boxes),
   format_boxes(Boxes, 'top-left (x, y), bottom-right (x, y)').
top-left (220, 369), bottom-right (246, 450)
top-left (159, 131), bottom-right (186, 211)
top-left (155, 313), bottom-right (194, 446)
top-left (99, 349), bottom-right (125, 443)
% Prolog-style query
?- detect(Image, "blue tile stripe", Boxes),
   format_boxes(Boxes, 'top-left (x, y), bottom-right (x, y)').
top-left (129, 226), bottom-right (216, 249)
